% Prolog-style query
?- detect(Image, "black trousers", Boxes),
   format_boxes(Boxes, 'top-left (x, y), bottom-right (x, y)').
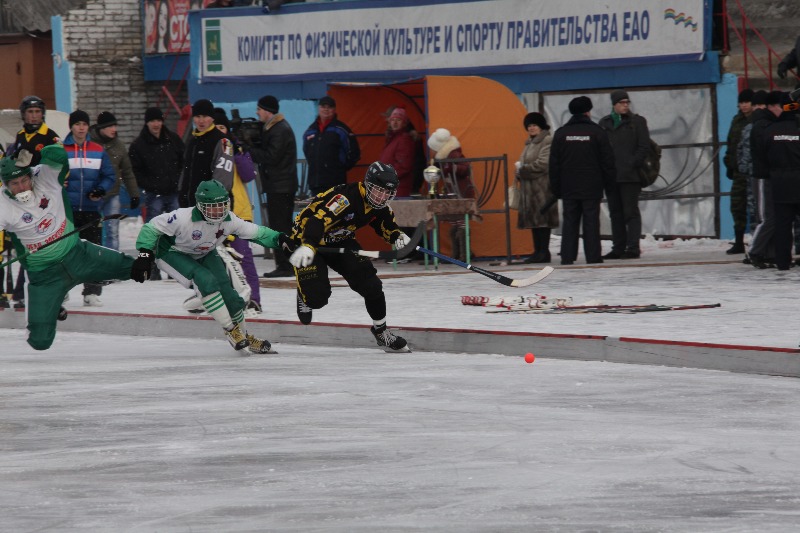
top-left (773, 202), bottom-right (800, 270)
top-left (560, 198), bottom-right (602, 263)
top-left (265, 193), bottom-right (296, 270)
top-left (606, 182), bottom-right (642, 252)
top-left (73, 211), bottom-right (104, 296)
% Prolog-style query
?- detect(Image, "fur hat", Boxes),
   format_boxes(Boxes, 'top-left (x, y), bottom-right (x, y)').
top-left (257, 95), bottom-right (279, 113)
top-left (192, 99), bottom-right (215, 117)
top-left (610, 89), bottom-right (630, 105)
top-left (427, 128), bottom-right (461, 157)
top-left (738, 88), bottom-right (755, 103)
top-left (69, 109), bottom-right (91, 128)
top-left (752, 90), bottom-right (769, 106)
top-left (96, 111), bottom-right (118, 129)
top-left (523, 112), bottom-right (550, 130)
top-left (568, 96), bottom-right (593, 115)
top-left (144, 107), bottom-right (164, 122)
top-left (766, 90), bottom-right (792, 107)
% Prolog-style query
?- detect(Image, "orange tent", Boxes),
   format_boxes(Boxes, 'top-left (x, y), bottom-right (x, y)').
top-left (329, 76), bottom-right (533, 259)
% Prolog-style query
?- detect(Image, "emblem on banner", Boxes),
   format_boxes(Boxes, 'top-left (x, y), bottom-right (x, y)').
top-left (205, 19), bottom-right (223, 73)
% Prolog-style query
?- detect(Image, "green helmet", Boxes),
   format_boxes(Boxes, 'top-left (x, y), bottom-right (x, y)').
top-left (195, 179), bottom-right (230, 222)
top-left (0, 156), bottom-right (32, 185)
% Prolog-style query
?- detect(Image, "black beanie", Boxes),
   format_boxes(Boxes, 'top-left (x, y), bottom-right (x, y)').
top-left (69, 109), bottom-right (91, 128)
top-left (738, 88), bottom-right (755, 103)
top-left (610, 89), bottom-right (630, 105)
top-left (523, 112), bottom-right (550, 130)
top-left (568, 96), bottom-right (593, 115)
top-left (257, 95), bottom-right (279, 113)
top-left (192, 99), bottom-right (215, 117)
top-left (766, 90), bottom-right (791, 107)
top-left (96, 111), bottom-right (118, 129)
top-left (752, 90), bottom-right (768, 106)
top-left (213, 107), bottom-right (231, 130)
top-left (144, 107), bottom-right (164, 122)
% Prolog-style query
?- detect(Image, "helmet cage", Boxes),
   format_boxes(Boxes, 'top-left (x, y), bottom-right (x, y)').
top-left (197, 198), bottom-right (230, 222)
top-left (365, 181), bottom-right (396, 209)
top-left (20, 96), bottom-right (46, 122)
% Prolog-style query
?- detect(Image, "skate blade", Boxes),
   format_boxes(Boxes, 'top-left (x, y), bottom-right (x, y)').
top-left (249, 348), bottom-right (278, 355)
top-left (381, 345), bottom-right (411, 353)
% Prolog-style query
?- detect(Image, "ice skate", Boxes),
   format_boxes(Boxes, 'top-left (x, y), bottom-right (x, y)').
top-left (224, 323), bottom-right (250, 351)
top-left (57, 307), bottom-right (68, 321)
top-left (244, 300), bottom-right (262, 319)
top-left (371, 324), bottom-right (410, 353)
top-left (296, 291), bottom-right (312, 325)
top-left (246, 333), bottom-right (277, 354)
top-left (183, 295), bottom-right (205, 314)
top-left (83, 294), bottom-right (103, 307)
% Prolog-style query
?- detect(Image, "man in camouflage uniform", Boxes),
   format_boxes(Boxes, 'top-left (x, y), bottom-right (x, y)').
top-left (723, 89), bottom-right (754, 254)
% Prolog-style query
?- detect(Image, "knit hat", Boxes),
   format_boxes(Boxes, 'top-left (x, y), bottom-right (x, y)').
top-left (752, 90), bottom-right (769, 106)
top-left (257, 95), bottom-right (279, 113)
top-left (144, 107), bottom-right (164, 122)
top-left (427, 128), bottom-right (460, 152)
top-left (213, 107), bottom-right (231, 130)
top-left (96, 111), bottom-right (118, 129)
top-left (738, 88), bottom-right (755, 103)
top-left (766, 90), bottom-right (792, 107)
top-left (69, 109), bottom-right (91, 128)
top-left (389, 107), bottom-right (407, 121)
top-left (319, 96), bottom-right (336, 107)
top-left (610, 89), bottom-right (630, 105)
top-left (523, 112), bottom-right (550, 130)
top-left (192, 99), bottom-right (215, 117)
top-left (568, 96), bottom-right (593, 115)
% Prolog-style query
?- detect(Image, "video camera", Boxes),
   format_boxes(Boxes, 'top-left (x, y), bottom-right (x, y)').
top-left (230, 109), bottom-right (263, 146)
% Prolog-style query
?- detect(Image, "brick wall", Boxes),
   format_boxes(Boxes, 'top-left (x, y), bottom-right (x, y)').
top-left (61, 0), bottom-right (185, 144)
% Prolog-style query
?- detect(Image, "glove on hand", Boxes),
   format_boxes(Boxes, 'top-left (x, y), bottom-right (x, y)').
top-left (131, 249), bottom-right (155, 283)
top-left (289, 245), bottom-right (315, 268)
top-left (87, 187), bottom-right (105, 201)
top-left (278, 233), bottom-right (296, 254)
top-left (778, 62), bottom-right (788, 79)
top-left (129, 197), bottom-right (140, 209)
top-left (394, 232), bottom-right (411, 248)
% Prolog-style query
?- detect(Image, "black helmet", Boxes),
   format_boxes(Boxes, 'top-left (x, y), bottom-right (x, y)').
top-left (19, 95), bottom-right (46, 122)
top-left (364, 162), bottom-right (399, 209)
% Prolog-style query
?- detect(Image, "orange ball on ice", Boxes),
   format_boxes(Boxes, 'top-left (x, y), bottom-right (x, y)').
top-left (524, 352), bottom-right (535, 364)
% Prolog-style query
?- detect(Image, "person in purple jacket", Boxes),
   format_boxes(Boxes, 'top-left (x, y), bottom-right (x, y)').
top-left (62, 109), bottom-right (117, 307)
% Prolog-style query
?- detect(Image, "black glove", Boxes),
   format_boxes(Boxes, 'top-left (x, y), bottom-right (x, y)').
top-left (129, 196), bottom-right (140, 209)
top-left (778, 62), bottom-right (788, 80)
top-left (87, 186), bottom-right (105, 200)
top-left (278, 233), bottom-right (296, 254)
top-left (131, 249), bottom-right (155, 283)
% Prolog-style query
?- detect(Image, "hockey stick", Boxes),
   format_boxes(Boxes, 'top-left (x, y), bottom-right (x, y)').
top-left (0, 214), bottom-right (127, 269)
top-left (317, 221), bottom-right (425, 260)
top-left (487, 303), bottom-right (721, 314)
top-left (416, 246), bottom-right (555, 287)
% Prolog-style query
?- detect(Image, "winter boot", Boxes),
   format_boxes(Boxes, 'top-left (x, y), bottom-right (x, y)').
top-left (246, 333), bottom-right (276, 354)
top-left (296, 290), bottom-right (313, 325)
top-left (371, 323), bottom-right (410, 352)
top-left (726, 229), bottom-right (745, 254)
top-left (224, 323), bottom-right (250, 351)
top-left (527, 228), bottom-right (552, 263)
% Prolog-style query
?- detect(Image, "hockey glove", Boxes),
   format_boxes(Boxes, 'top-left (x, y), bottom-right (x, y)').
top-left (289, 245), bottom-right (315, 268)
top-left (394, 232), bottom-right (411, 248)
top-left (87, 186), bottom-right (106, 201)
top-left (129, 196), bottom-right (140, 209)
top-left (131, 249), bottom-right (155, 283)
top-left (278, 233), bottom-right (296, 254)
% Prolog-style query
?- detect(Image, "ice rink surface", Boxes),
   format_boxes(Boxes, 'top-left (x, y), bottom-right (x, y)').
top-left (3, 331), bottom-right (800, 532)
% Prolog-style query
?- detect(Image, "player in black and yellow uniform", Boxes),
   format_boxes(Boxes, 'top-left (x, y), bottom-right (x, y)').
top-left (5, 96), bottom-right (61, 165)
top-left (288, 162), bottom-right (412, 352)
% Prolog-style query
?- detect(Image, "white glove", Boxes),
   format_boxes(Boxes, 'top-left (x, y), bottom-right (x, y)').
top-left (394, 232), bottom-right (411, 248)
top-left (289, 245), bottom-right (315, 268)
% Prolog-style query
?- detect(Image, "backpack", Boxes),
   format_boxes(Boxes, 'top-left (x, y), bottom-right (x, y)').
top-left (638, 138), bottom-right (661, 187)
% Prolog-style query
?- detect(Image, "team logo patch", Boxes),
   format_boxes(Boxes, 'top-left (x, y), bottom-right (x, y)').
top-left (192, 230), bottom-right (203, 240)
top-left (39, 196), bottom-right (49, 209)
top-left (194, 243), bottom-right (215, 253)
top-left (344, 213), bottom-right (354, 221)
top-left (35, 143), bottom-right (45, 152)
top-left (35, 214), bottom-right (56, 235)
top-left (22, 213), bottom-right (33, 223)
top-left (325, 194), bottom-right (350, 215)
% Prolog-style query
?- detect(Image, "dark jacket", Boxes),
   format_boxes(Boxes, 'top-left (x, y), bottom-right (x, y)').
top-left (778, 35), bottom-right (800, 73)
top-left (764, 112), bottom-right (800, 204)
top-left (750, 108), bottom-right (776, 180)
top-left (90, 125), bottom-right (140, 199)
top-left (724, 111), bottom-right (750, 179)
top-left (302, 115), bottom-right (360, 193)
top-left (129, 124), bottom-right (185, 195)
top-left (6, 124), bottom-right (61, 165)
top-left (598, 112), bottom-right (650, 183)
top-left (549, 115), bottom-right (616, 200)
top-left (179, 125), bottom-right (234, 207)
top-left (249, 113), bottom-right (298, 195)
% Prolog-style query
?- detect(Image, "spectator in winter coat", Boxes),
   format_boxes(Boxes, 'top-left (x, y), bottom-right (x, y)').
top-left (247, 95), bottom-right (298, 278)
top-left (777, 35), bottom-right (800, 80)
top-left (129, 107), bottom-right (185, 223)
top-left (515, 113), bottom-right (557, 264)
top-left (549, 96), bottom-right (616, 265)
top-left (723, 88), bottom-right (755, 255)
top-left (379, 106), bottom-right (416, 197)
top-left (90, 111), bottom-right (140, 251)
top-left (63, 109), bottom-right (118, 307)
top-left (302, 96), bottom-right (360, 196)
top-left (599, 89), bottom-right (650, 259)
top-left (178, 99), bottom-right (235, 208)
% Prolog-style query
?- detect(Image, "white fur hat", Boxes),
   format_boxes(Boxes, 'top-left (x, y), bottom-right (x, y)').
top-left (428, 128), bottom-right (456, 152)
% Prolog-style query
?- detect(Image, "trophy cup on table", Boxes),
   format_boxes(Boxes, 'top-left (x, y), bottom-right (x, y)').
top-left (423, 164), bottom-right (442, 199)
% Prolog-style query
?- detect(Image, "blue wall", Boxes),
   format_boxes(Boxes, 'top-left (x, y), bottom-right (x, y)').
top-left (716, 73), bottom-right (741, 241)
